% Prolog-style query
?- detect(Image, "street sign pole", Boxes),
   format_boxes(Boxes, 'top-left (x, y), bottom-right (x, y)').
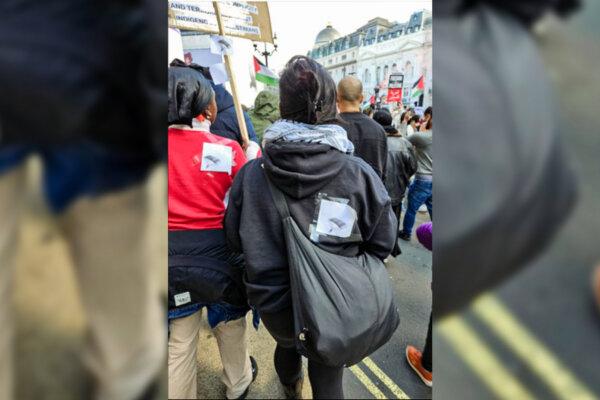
top-left (212, 1), bottom-right (250, 149)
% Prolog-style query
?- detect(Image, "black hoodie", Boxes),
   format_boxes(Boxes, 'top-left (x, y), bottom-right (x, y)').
top-left (225, 141), bottom-right (397, 313)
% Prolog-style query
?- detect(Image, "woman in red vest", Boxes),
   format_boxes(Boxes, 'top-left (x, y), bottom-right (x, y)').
top-left (168, 66), bottom-right (257, 399)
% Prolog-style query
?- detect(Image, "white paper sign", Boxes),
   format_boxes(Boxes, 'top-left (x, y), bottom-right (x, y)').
top-left (186, 48), bottom-right (222, 67)
top-left (174, 291), bottom-right (191, 306)
top-left (209, 63), bottom-right (229, 85)
top-left (210, 35), bottom-right (234, 56)
top-left (201, 143), bottom-right (232, 174)
top-left (168, 28), bottom-right (184, 65)
top-left (315, 200), bottom-right (356, 238)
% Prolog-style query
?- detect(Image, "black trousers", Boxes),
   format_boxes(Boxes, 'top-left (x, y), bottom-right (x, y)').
top-left (261, 308), bottom-right (345, 399)
top-left (422, 314), bottom-right (432, 372)
top-left (391, 203), bottom-right (404, 256)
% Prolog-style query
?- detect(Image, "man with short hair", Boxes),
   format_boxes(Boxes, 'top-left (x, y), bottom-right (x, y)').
top-left (337, 76), bottom-right (387, 180)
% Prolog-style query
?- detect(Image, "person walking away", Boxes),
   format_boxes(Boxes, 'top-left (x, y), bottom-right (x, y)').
top-left (168, 66), bottom-right (257, 400)
top-left (337, 76), bottom-right (388, 180)
top-left (225, 56), bottom-right (397, 399)
top-left (406, 222), bottom-right (432, 387)
top-left (399, 107), bottom-right (432, 241)
top-left (373, 110), bottom-right (417, 256)
top-left (397, 111), bottom-right (411, 137)
top-left (249, 90), bottom-right (280, 145)
top-left (406, 114), bottom-right (420, 136)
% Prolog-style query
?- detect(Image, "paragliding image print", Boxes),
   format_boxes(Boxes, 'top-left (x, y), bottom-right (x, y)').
top-left (315, 199), bottom-right (356, 238)
top-left (328, 217), bottom-right (347, 232)
top-left (200, 142), bottom-right (233, 174)
top-left (203, 154), bottom-right (221, 169)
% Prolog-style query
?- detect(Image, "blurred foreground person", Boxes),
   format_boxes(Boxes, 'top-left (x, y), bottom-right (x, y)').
top-left (167, 67), bottom-right (257, 399)
top-left (0, 147), bottom-right (165, 400)
top-left (0, 2), bottom-right (165, 398)
top-left (225, 56), bottom-right (398, 399)
top-left (434, 2), bottom-right (578, 315)
top-left (406, 222), bottom-right (433, 387)
top-left (400, 108), bottom-right (433, 241)
top-left (249, 90), bottom-right (280, 145)
top-left (373, 110), bottom-right (417, 256)
top-left (337, 77), bottom-right (388, 179)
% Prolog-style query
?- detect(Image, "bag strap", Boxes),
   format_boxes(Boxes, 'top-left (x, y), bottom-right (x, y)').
top-left (263, 165), bottom-right (291, 220)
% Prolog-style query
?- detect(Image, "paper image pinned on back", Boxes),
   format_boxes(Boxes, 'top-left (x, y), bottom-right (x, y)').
top-left (315, 199), bottom-right (356, 238)
top-left (201, 142), bottom-right (232, 174)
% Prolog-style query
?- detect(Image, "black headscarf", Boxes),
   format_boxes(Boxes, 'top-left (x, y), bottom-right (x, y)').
top-left (279, 56), bottom-right (337, 125)
top-left (168, 63), bottom-right (214, 126)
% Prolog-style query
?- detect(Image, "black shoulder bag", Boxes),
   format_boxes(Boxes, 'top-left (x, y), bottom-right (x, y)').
top-left (265, 171), bottom-right (400, 367)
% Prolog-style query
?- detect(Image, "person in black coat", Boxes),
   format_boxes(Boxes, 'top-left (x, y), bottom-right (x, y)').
top-left (225, 56), bottom-right (397, 399)
top-left (336, 76), bottom-right (388, 180)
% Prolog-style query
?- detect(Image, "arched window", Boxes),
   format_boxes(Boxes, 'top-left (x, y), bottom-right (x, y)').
top-left (392, 63), bottom-right (398, 73)
top-left (383, 65), bottom-right (389, 81)
top-left (376, 66), bottom-right (381, 84)
top-left (342, 67), bottom-right (346, 77)
top-left (363, 68), bottom-right (370, 84)
top-left (404, 61), bottom-right (414, 82)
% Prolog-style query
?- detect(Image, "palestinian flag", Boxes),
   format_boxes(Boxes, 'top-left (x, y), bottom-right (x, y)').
top-left (253, 56), bottom-right (278, 86)
top-left (411, 76), bottom-right (424, 99)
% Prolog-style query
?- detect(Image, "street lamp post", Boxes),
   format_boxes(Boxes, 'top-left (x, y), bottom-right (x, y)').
top-left (253, 33), bottom-right (278, 67)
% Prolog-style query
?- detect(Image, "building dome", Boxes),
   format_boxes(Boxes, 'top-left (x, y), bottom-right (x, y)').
top-left (314, 23), bottom-right (341, 48)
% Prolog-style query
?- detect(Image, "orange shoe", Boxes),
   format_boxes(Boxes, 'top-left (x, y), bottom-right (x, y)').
top-left (405, 345), bottom-right (432, 387)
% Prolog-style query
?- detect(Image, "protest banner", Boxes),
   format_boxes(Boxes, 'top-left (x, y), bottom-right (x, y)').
top-left (168, 1), bottom-right (275, 147)
top-left (168, 1), bottom-right (274, 43)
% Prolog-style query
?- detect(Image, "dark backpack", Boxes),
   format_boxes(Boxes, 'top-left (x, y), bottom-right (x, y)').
top-left (265, 171), bottom-right (400, 367)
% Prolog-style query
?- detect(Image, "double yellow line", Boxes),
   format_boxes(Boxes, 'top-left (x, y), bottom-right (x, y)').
top-left (349, 356), bottom-right (411, 399)
top-left (439, 294), bottom-right (597, 400)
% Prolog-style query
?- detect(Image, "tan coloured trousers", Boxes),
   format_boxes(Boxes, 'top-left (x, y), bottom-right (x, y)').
top-left (0, 163), bottom-right (165, 400)
top-left (168, 311), bottom-right (252, 399)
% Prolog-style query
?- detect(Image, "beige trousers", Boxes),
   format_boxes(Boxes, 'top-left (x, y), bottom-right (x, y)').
top-left (168, 311), bottom-right (252, 399)
top-left (0, 163), bottom-right (166, 400)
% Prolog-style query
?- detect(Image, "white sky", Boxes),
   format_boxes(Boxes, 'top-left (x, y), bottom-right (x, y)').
top-left (266, 1), bottom-right (432, 71)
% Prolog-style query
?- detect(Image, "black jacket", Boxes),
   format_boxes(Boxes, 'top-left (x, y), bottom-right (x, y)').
top-left (0, 1), bottom-right (165, 158)
top-left (225, 141), bottom-right (397, 313)
top-left (338, 112), bottom-right (388, 180)
top-left (210, 85), bottom-right (259, 145)
top-left (385, 135), bottom-right (418, 206)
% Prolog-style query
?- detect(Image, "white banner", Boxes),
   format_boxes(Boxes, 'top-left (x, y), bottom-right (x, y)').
top-left (169, 1), bottom-right (262, 39)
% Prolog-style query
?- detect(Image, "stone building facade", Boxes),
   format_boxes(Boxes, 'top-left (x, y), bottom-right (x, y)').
top-left (308, 10), bottom-right (432, 107)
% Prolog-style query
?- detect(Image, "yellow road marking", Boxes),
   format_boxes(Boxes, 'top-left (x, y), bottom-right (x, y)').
top-left (349, 364), bottom-right (387, 399)
top-left (362, 357), bottom-right (411, 399)
top-left (438, 315), bottom-right (535, 400)
top-left (472, 294), bottom-right (597, 400)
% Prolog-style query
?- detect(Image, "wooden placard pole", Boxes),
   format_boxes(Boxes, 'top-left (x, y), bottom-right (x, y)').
top-left (212, 1), bottom-right (250, 149)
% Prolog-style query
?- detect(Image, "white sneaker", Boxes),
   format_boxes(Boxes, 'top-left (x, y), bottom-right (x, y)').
top-left (418, 204), bottom-right (428, 213)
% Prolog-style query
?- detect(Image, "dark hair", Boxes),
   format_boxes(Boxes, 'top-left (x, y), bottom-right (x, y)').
top-left (424, 106), bottom-right (432, 117)
top-left (168, 66), bottom-right (214, 126)
top-left (279, 56), bottom-right (337, 125)
top-left (410, 115), bottom-right (420, 124)
top-left (170, 58), bottom-right (213, 81)
top-left (373, 110), bottom-right (393, 126)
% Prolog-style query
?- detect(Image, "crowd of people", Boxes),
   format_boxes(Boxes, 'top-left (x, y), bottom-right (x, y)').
top-left (168, 55), bottom-right (433, 399)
